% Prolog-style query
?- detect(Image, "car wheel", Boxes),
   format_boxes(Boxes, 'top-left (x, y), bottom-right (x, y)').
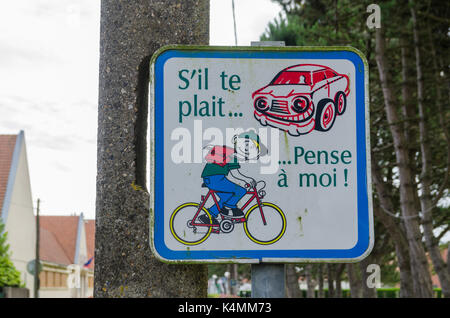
top-left (315, 99), bottom-right (336, 132)
top-left (335, 91), bottom-right (347, 115)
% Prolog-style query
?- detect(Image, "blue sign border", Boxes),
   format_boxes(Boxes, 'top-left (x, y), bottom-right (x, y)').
top-left (151, 46), bottom-right (372, 263)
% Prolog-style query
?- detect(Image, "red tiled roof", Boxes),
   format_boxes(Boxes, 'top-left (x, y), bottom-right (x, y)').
top-left (39, 227), bottom-right (72, 265)
top-left (0, 134), bottom-right (17, 217)
top-left (39, 216), bottom-right (79, 265)
top-left (84, 219), bottom-right (95, 269)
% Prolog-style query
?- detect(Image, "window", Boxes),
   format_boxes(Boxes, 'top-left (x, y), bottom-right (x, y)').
top-left (39, 270), bottom-right (68, 288)
top-left (271, 71), bottom-right (312, 85)
top-left (312, 71), bottom-right (327, 84)
top-left (325, 70), bottom-right (337, 79)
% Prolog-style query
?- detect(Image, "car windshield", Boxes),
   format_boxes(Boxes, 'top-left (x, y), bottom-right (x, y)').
top-left (271, 71), bottom-right (312, 85)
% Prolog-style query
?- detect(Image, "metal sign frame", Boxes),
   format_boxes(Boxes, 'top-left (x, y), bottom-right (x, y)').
top-left (149, 45), bottom-right (373, 264)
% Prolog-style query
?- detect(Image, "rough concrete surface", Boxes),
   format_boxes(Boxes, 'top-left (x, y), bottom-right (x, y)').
top-left (95, 0), bottom-right (209, 297)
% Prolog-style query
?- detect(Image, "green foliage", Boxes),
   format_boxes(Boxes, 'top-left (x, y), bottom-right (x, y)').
top-left (262, 0), bottom-right (370, 47)
top-left (208, 264), bottom-right (251, 279)
top-left (0, 221), bottom-right (23, 287)
top-left (261, 14), bottom-right (299, 46)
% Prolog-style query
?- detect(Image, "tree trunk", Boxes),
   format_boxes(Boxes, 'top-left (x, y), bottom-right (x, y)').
top-left (360, 257), bottom-right (377, 298)
top-left (347, 263), bottom-right (362, 298)
top-left (305, 264), bottom-right (316, 298)
top-left (400, 36), bottom-right (421, 214)
top-left (375, 26), bottom-right (433, 298)
top-left (395, 244), bottom-right (415, 298)
top-left (95, 0), bottom-right (210, 297)
top-left (400, 42), bottom-right (416, 148)
top-left (334, 264), bottom-right (345, 298)
top-left (285, 264), bottom-right (302, 298)
top-left (232, 264), bottom-right (238, 295)
top-left (373, 204), bottom-right (414, 298)
top-left (327, 264), bottom-right (335, 298)
top-left (318, 264), bottom-right (325, 298)
top-left (410, 4), bottom-right (450, 298)
top-left (371, 159), bottom-right (415, 297)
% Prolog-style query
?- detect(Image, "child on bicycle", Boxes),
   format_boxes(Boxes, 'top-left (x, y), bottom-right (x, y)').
top-left (199, 130), bottom-right (268, 225)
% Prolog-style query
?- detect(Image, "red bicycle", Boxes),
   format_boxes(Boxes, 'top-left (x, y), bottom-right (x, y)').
top-left (169, 180), bottom-right (286, 246)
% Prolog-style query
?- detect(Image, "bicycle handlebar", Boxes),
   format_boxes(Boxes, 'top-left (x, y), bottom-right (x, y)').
top-left (245, 180), bottom-right (266, 191)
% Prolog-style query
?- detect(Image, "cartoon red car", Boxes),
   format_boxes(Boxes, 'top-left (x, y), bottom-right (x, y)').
top-left (252, 64), bottom-right (350, 136)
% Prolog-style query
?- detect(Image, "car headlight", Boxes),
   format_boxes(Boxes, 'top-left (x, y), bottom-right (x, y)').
top-left (291, 96), bottom-right (309, 113)
top-left (254, 97), bottom-right (269, 111)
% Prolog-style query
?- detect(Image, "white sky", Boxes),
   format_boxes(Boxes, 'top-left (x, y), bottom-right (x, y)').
top-left (0, 0), bottom-right (282, 219)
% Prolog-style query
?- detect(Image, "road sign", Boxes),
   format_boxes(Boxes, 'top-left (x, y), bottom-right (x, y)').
top-left (26, 259), bottom-right (42, 276)
top-left (149, 45), bottom-right (373, 263)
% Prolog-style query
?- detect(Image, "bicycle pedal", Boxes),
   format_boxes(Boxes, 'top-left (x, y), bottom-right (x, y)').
top-left (234, 218), bottom-right (246, 223)
top-left (211, 228), bottom-right (220, 234)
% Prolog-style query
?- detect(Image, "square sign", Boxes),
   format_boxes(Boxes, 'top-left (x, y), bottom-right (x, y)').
top-left (149, 46), bottom-right (373, 263)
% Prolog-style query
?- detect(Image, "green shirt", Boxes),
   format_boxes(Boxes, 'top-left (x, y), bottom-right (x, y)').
top-left (201, 163), bottom-right (241, 178)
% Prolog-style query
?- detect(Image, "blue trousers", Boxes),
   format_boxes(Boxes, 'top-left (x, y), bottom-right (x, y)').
top-left (203, 175), bottom-right (247, 217)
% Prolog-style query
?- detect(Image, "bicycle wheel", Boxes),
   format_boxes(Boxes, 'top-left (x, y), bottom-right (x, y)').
top-left (169, 202), bottom-right (213, 245)
top-left (244, 202), bottom-right (286, 245)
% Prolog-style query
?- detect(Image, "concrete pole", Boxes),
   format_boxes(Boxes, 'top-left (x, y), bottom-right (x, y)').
top-left (251, 264), bottom-right (286, 298)
top-left (95, 0), bottom-right (209, 297)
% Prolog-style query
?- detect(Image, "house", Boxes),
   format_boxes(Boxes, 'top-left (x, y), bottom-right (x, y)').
top-left (84, 219), bottom-right (95, 273)
top-left (38, 214), bottom-right (94, 298)
top-left (1, 130), bottom-right (95, 298)
top-left (0, 131), bottom-right (36, 295)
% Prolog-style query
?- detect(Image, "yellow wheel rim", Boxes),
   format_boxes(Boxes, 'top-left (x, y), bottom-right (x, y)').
top-left (244, 202), bottom-right (286, 245)
top-left (169, 202), bottom-right (212, 246)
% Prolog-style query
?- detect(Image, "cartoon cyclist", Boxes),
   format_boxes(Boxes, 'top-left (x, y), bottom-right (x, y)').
top-left (199, 130), bottom-right (268, 225)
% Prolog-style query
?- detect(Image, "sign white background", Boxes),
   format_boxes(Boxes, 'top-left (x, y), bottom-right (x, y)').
top-left (161, 57), bottom-right (359, 252)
